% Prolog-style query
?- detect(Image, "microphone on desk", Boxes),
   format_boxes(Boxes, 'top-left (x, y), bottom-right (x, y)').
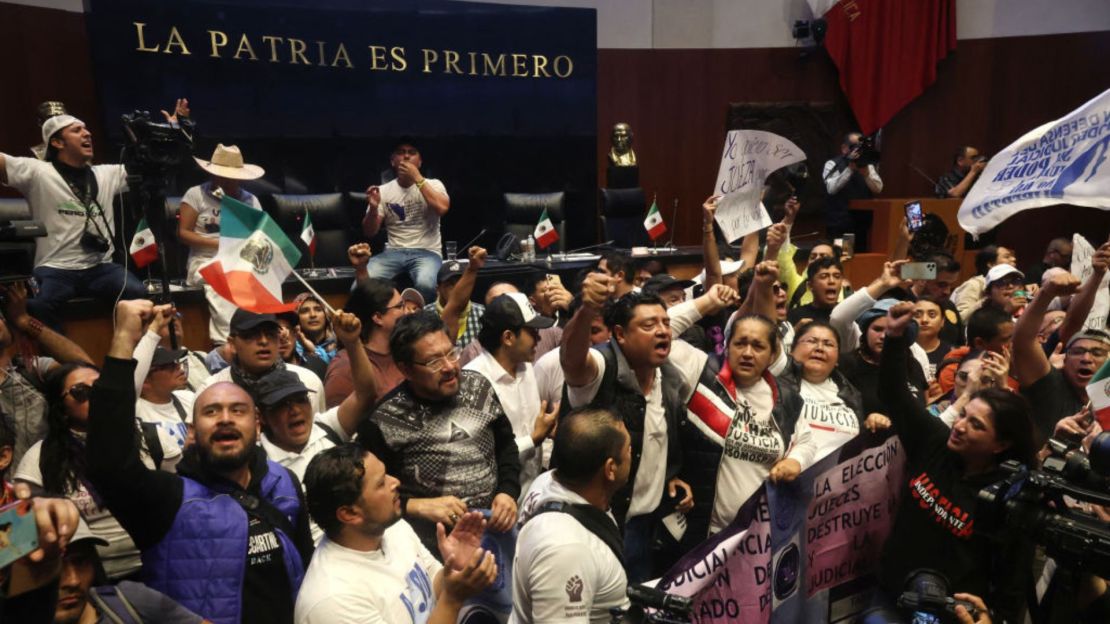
top-left (664, 198), bottom-right (679, 249)
top-left (909, 164), bottom-right (943, 193)
top-left (562, 240), bottom-right (615, 255)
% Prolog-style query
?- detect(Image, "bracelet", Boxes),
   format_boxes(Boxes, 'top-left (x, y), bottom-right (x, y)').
top-left (416, 178), bottom-right (427, 189)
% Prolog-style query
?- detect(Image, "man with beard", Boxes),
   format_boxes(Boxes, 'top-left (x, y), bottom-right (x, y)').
top-left (87, 300), bottom-right (314, 624)
top-left (356, 311), bottom-right (521, 553)
top-left (198, 308), bottom-right (326, 413)
top-left (296, 444), bottom-right (497, 623)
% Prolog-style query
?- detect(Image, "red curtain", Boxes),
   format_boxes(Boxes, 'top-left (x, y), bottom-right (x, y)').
top-left (822, 0), bottom-right (958, 135)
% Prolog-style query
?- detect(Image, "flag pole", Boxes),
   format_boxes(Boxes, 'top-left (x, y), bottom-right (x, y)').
top-left (290, 271), bottom-right (338, 316)
top-left (651, 191), bottom-right (658, 255)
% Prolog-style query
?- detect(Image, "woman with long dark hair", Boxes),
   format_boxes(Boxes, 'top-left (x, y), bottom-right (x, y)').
top-left (14, 362), bottom-right (173, 580)
top-left (877, 302), bottom-right (1035, 623)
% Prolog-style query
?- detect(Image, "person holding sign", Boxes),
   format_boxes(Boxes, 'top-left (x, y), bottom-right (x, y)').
top-left (878, 302), bottom-right (1036, 624)
top-left (822, 133), bottom-right (883, 242)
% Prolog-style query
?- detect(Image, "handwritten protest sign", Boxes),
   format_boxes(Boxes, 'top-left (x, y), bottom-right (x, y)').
top-left (1071, 234), bottom-right (1110, 332)
top-left (658, 435), bottom-right (905, 624)
top-left (959, 88), bottom-right (1110, 237)
top-left (713, 131), bottom-right (806, 243)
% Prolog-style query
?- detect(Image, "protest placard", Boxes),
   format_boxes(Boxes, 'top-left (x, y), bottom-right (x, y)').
top-left (712, 131), bottom-right (806, 243)
top-left (1071, 234), bottom-right (1110, 332)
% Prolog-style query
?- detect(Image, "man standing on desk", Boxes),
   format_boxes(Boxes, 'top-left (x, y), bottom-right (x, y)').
top-left (822, 132), bottom-right (882, 245)
top-left (362, 139), bottom-right (450, 303)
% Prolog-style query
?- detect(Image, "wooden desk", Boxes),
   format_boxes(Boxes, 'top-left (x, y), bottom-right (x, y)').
top-left (850, 198), bottom-right (976, 281)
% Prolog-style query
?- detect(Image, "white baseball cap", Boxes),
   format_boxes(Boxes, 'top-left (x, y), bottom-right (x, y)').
top-left (986, 264), bottom-right (1024, 287)
top-left (39, 114), bottom-right (84, 159)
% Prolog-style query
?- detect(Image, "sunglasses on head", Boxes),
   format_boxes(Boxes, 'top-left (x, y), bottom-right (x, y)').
top-left (65, 382), bottom-right (93, 403)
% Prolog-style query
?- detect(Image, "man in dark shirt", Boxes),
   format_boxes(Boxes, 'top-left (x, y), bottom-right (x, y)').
top-left (787, 257), bottom-right (845, 327)
top-left (86, 300), bottom-right (313, 624)
top-left (1024, 237), bottom-right (1073, 286)
top-left (357, 310), bottom-right (521, 553)
top-left (935, 145), bottom-right (987, 199)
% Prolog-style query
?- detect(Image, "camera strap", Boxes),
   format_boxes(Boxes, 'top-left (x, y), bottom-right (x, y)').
top-left (533, 500), bottom-right (625, 566)
top-left (53, 163), bottom-right (115, 242)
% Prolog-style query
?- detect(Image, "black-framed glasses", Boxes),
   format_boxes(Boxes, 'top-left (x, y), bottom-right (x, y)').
top-left (383, 301), bottom-right (405, 312)
top-left (1067, 346), bottom-right (1109, 359)
top-left (64, 383), bottom-right (93, 403)
top-left (151, 359), bottom-right (188, 374)
top-left (414, 347), bottom-right (462, 373)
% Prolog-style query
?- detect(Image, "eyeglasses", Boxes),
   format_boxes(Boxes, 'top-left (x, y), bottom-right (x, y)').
top-left (266, 394), bottom-right (311, 413)
top-left (64, 382), bottom-right (93, 403)
top-left (1067, 346), bottom-right (1109, 359)
top-left (414, 347), bottom-right (462, 373)
top-left (150, 359), bottom-right (188, 374)
top-left (772, 284), bottom-right (786, 293)
top-left (993, 277), bottom-right (1024, 288)
top-left (383, 301), bottom-right (405, 312)
top-left (797, 336), bottom-right (837, 350)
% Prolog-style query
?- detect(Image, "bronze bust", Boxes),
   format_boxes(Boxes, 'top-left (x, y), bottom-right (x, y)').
top-left (608, 122), bottom-right (637, 167)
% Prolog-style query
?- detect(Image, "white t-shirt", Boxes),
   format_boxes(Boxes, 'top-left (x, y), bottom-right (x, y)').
top-left (15, 430), bottom-right (180, 579)
top-left (180, 183), bottom-right (263, 282)
top-left (797, 378), bottom-right (860, 464)
top-left (568, 349), bottom-right (666, 519)
top-left (135, 390), bottom-right (195, 450)
top-left (534, 348), bottom-right (566, 406)
top-left (1, 155), bottom-right (127, 269)
top-left (261, 407), bottom-right (350, 544)
top-left (198, 363), bottom-right (327, 414)
top-left (709, 378), bottom-right (782, 534)
top-left (372, 178), bottom-right (447, 253)
top-left (512, 470), bottom-right (628, 624)
top-left (464, 350), bottom-right (544, 497)
top-left (294, 520), bottom-right (444, 624)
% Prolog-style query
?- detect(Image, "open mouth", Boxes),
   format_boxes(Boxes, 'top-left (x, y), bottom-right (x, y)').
top-left (1076, 366), bottom-right (1095, 381)
top-left (654, 340), bottom-right (670, 356)
top-left (287, 419), bottom-right (308, 435)
top-left (211, 428), bottom-right (242, 446)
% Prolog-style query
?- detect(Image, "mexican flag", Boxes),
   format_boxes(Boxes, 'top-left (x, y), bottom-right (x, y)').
top-left (1087, 359), bottom-right (1110, 430)
top-left (644, 200), bottom-right (666, 240)
top-left (199, 196), bottom-right (301, 313)
top-left (301, 210), bottom-right (316, 256)
top-left (534, 208), bottom-right (559, 249)
top-left (129, 217), bottom-right (158, 268)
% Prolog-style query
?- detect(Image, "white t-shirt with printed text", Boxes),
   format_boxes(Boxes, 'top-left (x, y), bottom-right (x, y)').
top-left (372, 178), bottom-right (448, 253)
top-left (797, 378), bottom-right (860, 464)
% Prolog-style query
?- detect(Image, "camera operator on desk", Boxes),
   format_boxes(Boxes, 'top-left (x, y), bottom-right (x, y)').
top-left (0, 99), bottom-right (188, 331)
top-left (822, 132), bottom-right (883, 245)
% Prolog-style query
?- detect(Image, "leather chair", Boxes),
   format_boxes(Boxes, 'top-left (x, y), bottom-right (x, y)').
top-left (600, 187), bottom-right (649, 248)
top-left (269, 193), bottom-right (353, 268)
top-left (0, 197), bottom-right (31, 222)
top-left (158, 196), bottom-right (187, 280)
top-left (503, 192), bottom-right (566, 252)
top-left (0, 198), bottom-right (35, 281)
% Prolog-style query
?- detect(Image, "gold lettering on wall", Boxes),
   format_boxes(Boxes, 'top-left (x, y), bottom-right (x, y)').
top-left (511, 53), bottom-right (528, 77)
top-left (368, 45), bottom-right (388, 71)
top-left (466, 51), bottom-right (479, 76)
top-left (331, 43), bottom-right (353, 68)
top-left (234, 34), bottom-right (258, 61)
top-left (389, 46), bottom-right (407, 71)
top-left (288, 38), bottom-right (310, 65)
top-left (421, 48), bottom-right (439, 73)
top-left (532, 54), bottom-right (551, 78)
top-left (261, 35), bottom-right (284, 62)
top-left (133, 22), bottom-right (160, 52)
top-left (315, 41), bottom-right (328, 66)
top-left (208, 30), bottom-right (228, 57)
top-left (553, 55), bottom-right (572, 78)
top-left (443, 50), bottom-right (462, 75)
top-left (164, 26), bottom-right (191, 55)
top-left (482, 53), bottom-right (506, 76)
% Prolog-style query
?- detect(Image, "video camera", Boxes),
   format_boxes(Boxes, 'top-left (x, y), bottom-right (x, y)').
top-left (610, 585), bottom-right (693, 624)
top-left (120, 110), bottom-right (195, 174)
top-left (977, 432), bottom-right (1110, 579)
top-left (850, 133), bottom-right (881, 167)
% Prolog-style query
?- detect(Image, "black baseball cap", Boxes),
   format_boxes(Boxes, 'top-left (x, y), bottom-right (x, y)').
top-left (437, 260), bottom-right (466, 284)
top-left (150, 347), bottom-right (187, 368)
top-left (230, 309), bottom-right (279, 336)
top-left (255, 369), bottom-right (315, 408)
top-left (483, 293), bottom-right (555, 331)
top-left (642, 274), bottom-right (695, 294)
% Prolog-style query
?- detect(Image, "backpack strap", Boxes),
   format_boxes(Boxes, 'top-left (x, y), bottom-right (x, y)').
top-left (169, 394), bottom-right (188, 423)
top-left (314, 422), bottom-right (345, 447)
top-left (533, 500), bottom-right (624, 566)
top-left (140, 423), bottom-right (164, 470)
top-left (88, 585), bottom-right (143, 624)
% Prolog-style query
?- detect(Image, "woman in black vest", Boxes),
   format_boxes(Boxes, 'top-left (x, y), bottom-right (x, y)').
top-left (877, 302), bottom-right (1036, 623)
top-left (678, 313), bottom-right (809, 546)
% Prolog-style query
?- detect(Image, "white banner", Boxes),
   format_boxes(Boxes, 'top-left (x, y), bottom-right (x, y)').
top-left (959, 88), bottom-right (1110, 237)
top-left (713, 130), bottom-right (806, 243)
top-left (1071, 234), bottom-right (1110, 332)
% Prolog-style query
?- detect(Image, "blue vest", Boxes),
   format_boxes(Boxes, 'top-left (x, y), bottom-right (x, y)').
top-left (140, 460), bottom-right (306, 624)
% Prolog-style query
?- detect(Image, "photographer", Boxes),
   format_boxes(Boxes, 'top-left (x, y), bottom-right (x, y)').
top-left (822, 132), bottom-right (883, 243)
top-left (877, 301), bottom-right (1036, 624)
top-left (935, 146), bottom-right (987, 199)
top-left (0, 100), bottom-right (188, 331)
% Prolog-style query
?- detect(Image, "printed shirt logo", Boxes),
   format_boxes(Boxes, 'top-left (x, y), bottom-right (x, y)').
top-left (239, 232), bottom-right (274, 275)
top-left (908, 472), bottom-right (974, 539)
top-left (565, 575), bottom-right (584, 602)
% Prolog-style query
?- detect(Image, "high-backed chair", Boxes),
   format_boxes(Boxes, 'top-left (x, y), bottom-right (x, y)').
top-left (157, 196), bottom-right (187, 280)
top-left (269, 193), bottom-right (353, 268)
top-left (503, 192), bottom-right (566, 252)
top-left (0, 198), bottom-right (35, 281)
top-left (600, 187), bottom-right (649, 248)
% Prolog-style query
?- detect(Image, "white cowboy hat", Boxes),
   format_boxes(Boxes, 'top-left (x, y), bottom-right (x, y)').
top-left (193, 144), bottom-right (265, 180)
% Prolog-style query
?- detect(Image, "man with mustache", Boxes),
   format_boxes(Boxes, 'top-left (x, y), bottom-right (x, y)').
top-left (87, 300), bottom-right (314, 624)
top-left (357, 311), bottom-right (521, 554)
